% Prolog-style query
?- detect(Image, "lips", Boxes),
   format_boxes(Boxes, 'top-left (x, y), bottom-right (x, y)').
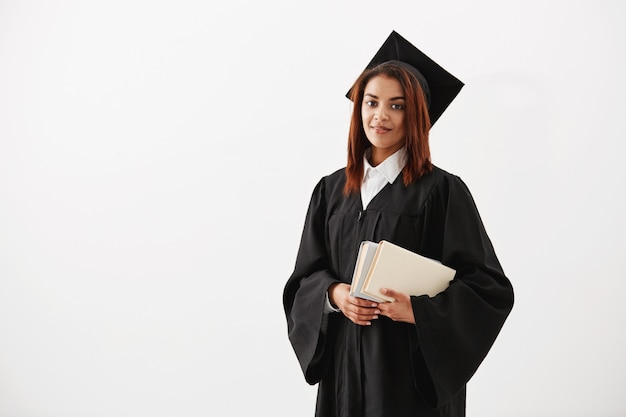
top-left (372, 125), bottom-right (391, 134)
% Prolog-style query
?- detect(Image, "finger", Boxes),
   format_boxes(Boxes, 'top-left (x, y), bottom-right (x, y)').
top-left (345, 309), bottom-right (379, 325)
top-left (380, 288), bottom-right (398, 302)
top-left (344, 301), bottom-right (379, 314)
top-left (377, 305), bottom-right (398, 315)
top-left (349, 315), bottom-right (377, 326)
top-left (351, 306), bottom-right (381, 316)
top-left (349, 296), bottom-right (379, 308)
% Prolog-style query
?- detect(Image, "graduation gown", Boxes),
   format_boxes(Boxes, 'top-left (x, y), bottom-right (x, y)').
top-left (283, 165), bottom-right (514, 417)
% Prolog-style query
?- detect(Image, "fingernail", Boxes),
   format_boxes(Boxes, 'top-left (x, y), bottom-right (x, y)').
top-left (374, 310), bottom-right (381, 314)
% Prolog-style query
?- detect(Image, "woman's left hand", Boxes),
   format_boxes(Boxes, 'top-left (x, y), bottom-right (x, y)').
top-left (376, 288), bottom-right (416, 324)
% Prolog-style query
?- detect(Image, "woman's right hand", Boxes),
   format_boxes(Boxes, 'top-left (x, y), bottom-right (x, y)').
top-left (328, 283), bottom-right (380, 326)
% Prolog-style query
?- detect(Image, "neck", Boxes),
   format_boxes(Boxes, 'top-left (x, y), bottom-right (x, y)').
top-left (370, 146), bottom-right (399, 167)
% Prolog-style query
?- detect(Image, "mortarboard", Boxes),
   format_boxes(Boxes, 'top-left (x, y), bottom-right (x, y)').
top-left (347, 30), bottom-right (464, 126)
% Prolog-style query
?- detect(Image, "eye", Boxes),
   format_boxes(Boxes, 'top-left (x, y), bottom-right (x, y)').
top-left (391, 103), bottom-right (405, 110)
top-left (365, 100), bottom-right (377, 107)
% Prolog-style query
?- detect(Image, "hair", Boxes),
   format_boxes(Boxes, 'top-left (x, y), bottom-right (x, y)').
top-left (344, 62), bottom-right (432, 195)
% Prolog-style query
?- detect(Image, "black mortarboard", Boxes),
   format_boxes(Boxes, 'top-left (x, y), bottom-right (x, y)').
top-left (347, 30), bottom-right (464, 126)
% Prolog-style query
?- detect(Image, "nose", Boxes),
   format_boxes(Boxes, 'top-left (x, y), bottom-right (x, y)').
top-left (374, 107), bottom-right (389, 121)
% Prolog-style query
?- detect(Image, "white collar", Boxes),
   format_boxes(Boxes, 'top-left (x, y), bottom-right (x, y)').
top-left (363, 147), bottom-right (407, 184)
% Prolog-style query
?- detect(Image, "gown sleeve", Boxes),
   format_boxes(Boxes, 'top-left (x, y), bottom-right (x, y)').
top-left (283, 177), bottom-right (339, 384)
top-left (410, 174), bottom-right (514, 408)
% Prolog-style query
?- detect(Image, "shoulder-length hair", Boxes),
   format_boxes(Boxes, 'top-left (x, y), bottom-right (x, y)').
top-left (344, 62), bottom-right (432, 195)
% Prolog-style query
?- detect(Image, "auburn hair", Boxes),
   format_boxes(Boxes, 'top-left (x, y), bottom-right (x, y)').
top-left (344, 62), bottom-right (432, 195)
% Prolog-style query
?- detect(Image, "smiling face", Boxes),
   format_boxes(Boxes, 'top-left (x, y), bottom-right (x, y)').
top-left (361, 75), bottom-right (406, 166)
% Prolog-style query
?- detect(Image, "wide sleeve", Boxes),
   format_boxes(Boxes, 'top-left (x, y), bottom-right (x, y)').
top-left (283, 177), bottom-right (339, 384)
top-left (410, 175), bottom-right (514, 408)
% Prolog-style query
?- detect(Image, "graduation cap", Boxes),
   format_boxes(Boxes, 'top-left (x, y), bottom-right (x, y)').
top-left (347, 30), bottom-right (464, 126)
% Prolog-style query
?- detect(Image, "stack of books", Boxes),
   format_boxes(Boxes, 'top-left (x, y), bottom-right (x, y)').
top-left (349, 240), bottom-right (455, 302)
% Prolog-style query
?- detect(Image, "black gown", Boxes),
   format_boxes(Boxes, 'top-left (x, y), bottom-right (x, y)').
top-left (283, 165), bottom-right (514, 417)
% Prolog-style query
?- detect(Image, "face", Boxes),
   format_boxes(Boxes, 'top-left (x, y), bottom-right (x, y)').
top-left (361, 75), bottom-right (406, 166)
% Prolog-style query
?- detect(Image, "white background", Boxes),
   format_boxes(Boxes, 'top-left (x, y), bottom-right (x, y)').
top-left (1, 1), bottom-right (625, 416)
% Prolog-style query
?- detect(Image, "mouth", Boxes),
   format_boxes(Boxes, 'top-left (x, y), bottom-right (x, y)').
top-left (371, 125), bottom-right (391, 134)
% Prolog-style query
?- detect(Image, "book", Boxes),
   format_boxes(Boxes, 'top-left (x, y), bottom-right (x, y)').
top-left (349, 241), bottom-right (382, 302)
top-left (350, 240), bottom-right (455, 302)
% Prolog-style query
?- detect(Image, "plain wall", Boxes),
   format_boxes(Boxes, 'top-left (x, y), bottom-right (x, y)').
top-left (1, 1), bottom-right (625, 416)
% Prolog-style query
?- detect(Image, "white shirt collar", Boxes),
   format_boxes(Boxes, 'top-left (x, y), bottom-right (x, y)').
top-left (363, 147), bottom-right (407, 184)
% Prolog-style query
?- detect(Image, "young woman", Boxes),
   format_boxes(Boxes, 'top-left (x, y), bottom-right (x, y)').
top-left (283, 32), bottom-right (514, 417)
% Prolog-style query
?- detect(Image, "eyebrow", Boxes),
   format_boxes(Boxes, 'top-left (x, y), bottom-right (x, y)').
top-left (364, 93), bottom-right (405, 101)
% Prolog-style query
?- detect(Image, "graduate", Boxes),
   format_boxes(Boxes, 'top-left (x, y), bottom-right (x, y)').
top-left (283, 31), bottom-right (514, 417)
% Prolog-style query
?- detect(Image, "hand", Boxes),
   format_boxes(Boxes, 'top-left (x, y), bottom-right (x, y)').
top-left (328, 283), bottom-right (380, 326)
top-left (376, 288), bottom-right (416, 324)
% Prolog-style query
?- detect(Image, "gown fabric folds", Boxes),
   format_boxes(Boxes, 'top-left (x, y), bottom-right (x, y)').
top-left (283, 166), bottom-right (514, 417)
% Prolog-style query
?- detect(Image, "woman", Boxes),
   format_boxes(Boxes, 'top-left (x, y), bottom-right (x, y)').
top-left (283, 31), bottom-right (514, 417)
